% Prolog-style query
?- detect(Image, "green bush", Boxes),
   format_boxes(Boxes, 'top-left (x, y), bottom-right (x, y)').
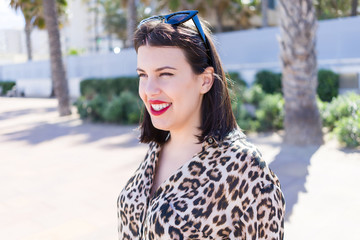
top-left (254, 70), bottom-right (282, 94)
top-left (255, 93), bottom-right (284, 131)
top-left (80, 76), bottom-right (139, 98)
top-left (0, 81), bottom-right (16, 95)
top-left (228, 72), bottom-right (247, 88)
top-left (321, 92), bottom-right (360, 130)
top-left (74, 96), bottom-right (90, 119)
top-left (86, 94), bottom-right (108, 121)
top-left (319, 92), bottom-right (360, 148)
top-left (77, 77), bottom-right (142, 124)
top-left (244, 84), bottom-right (266, 107)
top-left (74, 94), bottom-right (108, 122)
top-left (253, 69), bottom-right (339, 102)
top-left (333, 112), bottom-right (360, 148)
top-left (317, 69), bottom-right (339, 102)
top-left (231, 96), bottom-right (258, 132)
top-left (102, 91), bottom-right (142, 124)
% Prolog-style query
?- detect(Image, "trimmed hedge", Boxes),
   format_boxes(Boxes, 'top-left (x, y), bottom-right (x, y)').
top-left (0, 81), bottom-right (16, 95)
top-left (76, 76), bottom-right (142, 124)
top-left (254, 70), bottom-right (282, 94)
top-left (317, 69), bottom-right (339, 102)
top-left (74, 91), bottom-right (142, 124)
top-left (102, 91), bottom-right (142, 124)
top-left (254, 69), bottom-right (340, 102)
top-left (80, 76), bottom-right (139, 98)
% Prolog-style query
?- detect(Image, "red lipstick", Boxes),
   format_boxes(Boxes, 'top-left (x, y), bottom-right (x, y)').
top-left (148, 100), bottom-right (172, 116)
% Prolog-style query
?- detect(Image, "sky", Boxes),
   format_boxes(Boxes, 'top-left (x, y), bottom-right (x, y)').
top-left (0, 0), bottom-right (25, 30)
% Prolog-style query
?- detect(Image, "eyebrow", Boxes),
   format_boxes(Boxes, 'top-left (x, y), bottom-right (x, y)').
top-left (136, 66), bottom-right (177, 72)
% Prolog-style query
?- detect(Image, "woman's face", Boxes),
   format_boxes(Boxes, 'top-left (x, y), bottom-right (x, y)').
top-left (137, 45), bottom-right (213, 133)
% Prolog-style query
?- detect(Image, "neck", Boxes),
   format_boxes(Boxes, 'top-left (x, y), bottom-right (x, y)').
top-left (167, 125), bottom-right (201, 149)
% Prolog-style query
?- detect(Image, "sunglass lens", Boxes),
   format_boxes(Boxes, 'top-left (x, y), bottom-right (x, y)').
top-left (167, 14), bottom-right (189, 24)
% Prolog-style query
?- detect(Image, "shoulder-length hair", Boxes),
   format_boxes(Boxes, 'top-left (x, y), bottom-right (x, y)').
top-left (134, 17), bottom-right (237, 145)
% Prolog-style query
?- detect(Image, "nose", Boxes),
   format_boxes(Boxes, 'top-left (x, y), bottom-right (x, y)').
top-left (143, 76), bottom-right (161, 97)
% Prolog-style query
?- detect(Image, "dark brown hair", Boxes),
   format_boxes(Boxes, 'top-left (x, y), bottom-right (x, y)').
top-left (134, 17), bottom-right (237, 144)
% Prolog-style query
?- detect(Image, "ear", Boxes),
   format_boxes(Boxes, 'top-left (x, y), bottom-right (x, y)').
top-left (199, 67), bottom-right (214, 94)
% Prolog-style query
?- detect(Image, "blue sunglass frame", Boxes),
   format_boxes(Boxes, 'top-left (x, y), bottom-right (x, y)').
top-left (138, 10), bottom-right (209, 50)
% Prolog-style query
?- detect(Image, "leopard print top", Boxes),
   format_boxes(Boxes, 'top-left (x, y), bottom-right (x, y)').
top-left (117, 129), bottom-right (285, 239)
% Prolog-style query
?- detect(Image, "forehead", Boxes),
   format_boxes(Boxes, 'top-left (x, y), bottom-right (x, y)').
top-left (137, 46), bottom-right (188, 70)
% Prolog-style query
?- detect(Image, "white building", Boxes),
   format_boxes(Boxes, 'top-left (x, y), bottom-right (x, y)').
top-left (0, 0), bottom-right (116, 64)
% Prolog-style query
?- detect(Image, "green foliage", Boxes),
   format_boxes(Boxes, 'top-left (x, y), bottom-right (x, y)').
top-left (101, 0), bottom-right (127, 41)
top-left (317, 69), bottom-right (339, 102)
top-left (67, 48), bottom-right (85, 56)
top-left (80, 77), bottom-right (139, 99)
top-left (0, 81), bottom-right (16, 95)
top-left (319, 92), bottom-right (360, 148)
top-left (103, 91), bottom-right (142, 124)
top-left (74, 94), bottom-right (108, 122)
top-left (254, 70), bottom-right (282, 94)
top-left (321, 92), bottom-right (360, 131)
top-left (232, 86), bottom-right (284, 132)
top-left (255, 93), bottom-right (284, 131)
top-left (232, 96), bottom-right (258, 132)
top-left (9, 0), bottom-right (67, 29)
top-left (73, 96), bottom-right (89, 119)
top-left (333, 112), bottom-right (360, 148)
top-left (76, 77), bottom-right (142, 124)
top-left (85, 94), bottom-right (108, 122)
top-left (243, 84), bottom-right (266, 107)
top-left (228, 71), bottom-right (247, 104)
top-left (314, 0), bottom-right (354, 20)
top-left (228, 71), bottom-right (247, 88)
top-left (253, 69), bottom-right (340, 101)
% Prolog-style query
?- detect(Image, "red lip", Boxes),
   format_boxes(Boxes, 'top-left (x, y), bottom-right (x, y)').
top-left (148, 100), bottom-right (172, 116)
top-left (149, 100), bottom-right (169, 104)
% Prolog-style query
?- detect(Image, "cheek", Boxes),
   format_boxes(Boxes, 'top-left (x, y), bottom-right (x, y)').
top-left (138, 81), bottom-right (146, 102)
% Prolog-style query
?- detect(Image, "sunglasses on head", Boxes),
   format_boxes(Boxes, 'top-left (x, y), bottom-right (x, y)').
top-left (138, 10), bottom-right (209, 51)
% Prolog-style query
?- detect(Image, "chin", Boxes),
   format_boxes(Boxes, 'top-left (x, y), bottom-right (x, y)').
top-left (151, 118), bottom-right (171, 131)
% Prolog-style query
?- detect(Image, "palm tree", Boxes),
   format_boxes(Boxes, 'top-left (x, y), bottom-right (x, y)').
top-left (278, 0), bottom-right (323, 145)
top-left (261, 0), bottom-right (268, 27)
top-left (125, 0), bottom-right (136, 47)
top-left (351, 0), bottom-right (358, 16)
top-left (10, 0), bottom-right (42, 61)
top-left (102, 0), bottom-right (127, 48)
top-left (157, 0), bottom-right (231, 32)
top-left (9, 0), bottom-right (66, 61)
top-left (43, 0), bottom-right (71, 116)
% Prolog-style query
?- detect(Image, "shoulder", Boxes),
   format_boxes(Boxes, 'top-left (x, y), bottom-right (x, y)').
top-left (202, 128), bottom-right (282, 201)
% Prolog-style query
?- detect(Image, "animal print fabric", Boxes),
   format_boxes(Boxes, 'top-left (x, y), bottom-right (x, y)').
top-left (117, 129), bottom-right (285, 239)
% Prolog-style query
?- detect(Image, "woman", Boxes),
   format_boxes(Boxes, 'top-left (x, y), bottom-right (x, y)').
top-left (117, 10), bottom-right (285, 240)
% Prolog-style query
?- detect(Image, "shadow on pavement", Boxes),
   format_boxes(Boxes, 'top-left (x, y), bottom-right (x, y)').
top-left (0, 107), bottom-right (57, 121)
top-left (3, 119), bottom-right (140, 147)
top-left (269, 144), bottom-right (321, 221)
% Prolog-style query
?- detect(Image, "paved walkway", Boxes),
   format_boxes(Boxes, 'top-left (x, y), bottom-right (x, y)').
top-left (0, 97), bottom-right (359, 239)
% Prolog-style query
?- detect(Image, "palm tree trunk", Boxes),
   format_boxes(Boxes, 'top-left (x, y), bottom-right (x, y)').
top-left (278, 0), bottom-right (323, 145)
top-left (126, 0), bottom-right (136, 48)
top-left (43, 0), bottom-right (71, 116)
top-left (215, 8), bottom-right (224, 32)
top-left (94, 0), bottom-right (100, 52)
top-left (351, 0), bottom-right (358, 16)
top-left (262, 0), bottom-right (268, 27)
top-left (24, 21), bottom-right (32, 61)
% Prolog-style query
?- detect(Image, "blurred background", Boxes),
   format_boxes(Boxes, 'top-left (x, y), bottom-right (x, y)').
top-left (0, 0), bottom-right (359, 239)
